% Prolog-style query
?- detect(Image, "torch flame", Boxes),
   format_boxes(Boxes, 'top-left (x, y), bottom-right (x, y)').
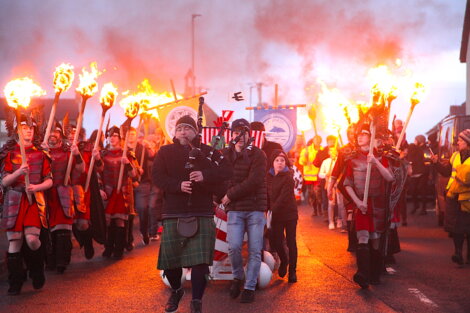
top-left (134, 79), bottom-right (183, 120)
top-left (76, 62), bottom-right (101, 98)
top-left (367, 65), bottom-right (398, 104)
top-left (120, 95), bottom-right (141, 119)
top-left (410, 82), bottom-right (425, 106)
top-left (4, 77), bottom-right (46, 109)
top-left (53, 63), bottom-right (74, 93)
top-left (298, 109), bottom-right (313, 132)
top-left (100, 82), bottom-right (118, 109)
top-left (317, 81), bottom-right (352, 134)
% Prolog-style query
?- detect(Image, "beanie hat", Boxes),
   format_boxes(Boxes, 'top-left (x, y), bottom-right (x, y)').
top-left (269, 149), bottom-right (291, 168)
top-left (231, 118), bottom-right (250, 131)
top-left (459, 129), bottom-right (470, 145)
top-left (175, 115), bottom-right (197, 133)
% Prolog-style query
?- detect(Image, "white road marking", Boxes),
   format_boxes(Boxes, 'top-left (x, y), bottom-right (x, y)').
top-left (408, 288), bottom-right (439, 308)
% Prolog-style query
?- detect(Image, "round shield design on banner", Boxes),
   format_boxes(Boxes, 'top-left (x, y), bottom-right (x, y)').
top-left (260, 113), bottom-right (295, 151)
top-left (165, 106), bottom-right (198, 138)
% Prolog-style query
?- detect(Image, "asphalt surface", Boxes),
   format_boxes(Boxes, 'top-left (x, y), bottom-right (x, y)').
top-left (0, 203), bottom-right (469, 313)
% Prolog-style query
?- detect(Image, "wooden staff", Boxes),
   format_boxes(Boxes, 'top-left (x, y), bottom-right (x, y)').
top-left (117, 123), bottom-right (132, 193)
top-left (64, 96), bottom-right (88, 186)
top-left (170, 79), bottom-right (178, 102)
top-left (42, 91), bottom-right (61, 145)
top-left (15, 111), bottom-right (33, 204)
top-left (84, 108), bottom-right (108, 192)
top-left (396, 100), bottom-right (418, 151)
top-left (362, 119), bottom-right (377, 207)
top-left (139, 115), bottom-right (149, 167)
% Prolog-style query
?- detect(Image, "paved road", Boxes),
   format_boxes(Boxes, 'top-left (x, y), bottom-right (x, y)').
top-left (0, 203), bottom-right (469, 313)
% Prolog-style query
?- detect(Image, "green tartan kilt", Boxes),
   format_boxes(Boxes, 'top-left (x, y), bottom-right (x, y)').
top-left (157, 217), bottom-right (216, 270)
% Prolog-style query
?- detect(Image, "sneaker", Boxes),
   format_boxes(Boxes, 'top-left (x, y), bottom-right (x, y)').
top-left (336, 220), bottom-right (343, 229)
top-left (190, 299), bottom-right (202, 313)
top-left (229, 278), bottom-right (243, 299)
top-left (240, 289), bottom-right (255, 303)
top-left (165, 288), bottom-right (185, 313)
top-left (328, 222), bottom-right (335, 230)
top-left (150, 235), bottom-right (159, 241)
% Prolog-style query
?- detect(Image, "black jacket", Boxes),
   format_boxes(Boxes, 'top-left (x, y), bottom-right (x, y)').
top-left (267, 167), bottom-right (298, 222)
top-left (152, 138), bottom-right (232, 218)
top-left (223, 145), bottom-right (267, 212)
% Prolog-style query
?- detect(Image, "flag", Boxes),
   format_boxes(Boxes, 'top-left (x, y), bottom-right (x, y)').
top-left (201, 127), bottom-right (264, 149)
top-left (156, 97), bottom-right (200, 142)
top-left (254, 108), bottom-right (297, 152)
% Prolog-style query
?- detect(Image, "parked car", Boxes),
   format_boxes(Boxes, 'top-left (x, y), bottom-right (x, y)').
top-left (435, 115), bottom-right (470, 226)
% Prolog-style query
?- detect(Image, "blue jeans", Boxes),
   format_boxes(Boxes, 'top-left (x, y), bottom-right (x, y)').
top-left (227, 211), bottom-right (266, 290)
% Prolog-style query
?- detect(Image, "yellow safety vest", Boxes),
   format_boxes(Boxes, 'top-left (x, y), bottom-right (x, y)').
top-left (446, 151), bottom-right (470, 190)
top-left (299, 145), bottom-right (323, 182)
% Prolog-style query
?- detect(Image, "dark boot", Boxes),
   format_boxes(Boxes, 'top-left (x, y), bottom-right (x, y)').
top-left (190, 299), bottom-right (202, 313)
top-left (113, 226), bottom-right (126, 259)
top-left (7, 252), bottom-right (25, 295)
top-left (126, 215), bottom-right (135, 251)
top-left (23, 244), bottom-right (46, 290)
top-left (78, 228), bottom-right (95, 260)
top-left (288, 268), bottom-right (297, 283)
top-left (452, 233), bottom-right (464, 265)
top-left (103, 224), bottom-right (115, 258)
top-left (55, 230), bottom-right (72, 274)
top-left (369, 248), bottom-right (382, 285)
top-left (353, 243), bottom-right (370, 289)
top-left (347, 221), bottom-right (357, 252)
top-left (46, 231), bottom-right (57, 270)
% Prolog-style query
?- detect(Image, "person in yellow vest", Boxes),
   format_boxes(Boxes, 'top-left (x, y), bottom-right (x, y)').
top-left (299, 135), bottom-right (324, 216)
top-left (432, 129), bottom-right (470, 265)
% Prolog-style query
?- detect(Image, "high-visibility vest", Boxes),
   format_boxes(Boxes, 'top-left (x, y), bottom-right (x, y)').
top-left (446, 151), bottom-right (470, 190)
top-left (299, 145), bottom-right (323, 182)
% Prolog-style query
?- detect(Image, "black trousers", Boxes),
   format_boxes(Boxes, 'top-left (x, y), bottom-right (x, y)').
top-left (408, 174), bottom-right (428, 211)
top-left (271, 219), bottom-right (298, 272)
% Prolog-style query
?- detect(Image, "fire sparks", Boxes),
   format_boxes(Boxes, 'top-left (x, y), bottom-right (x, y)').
top-left (76, 62), bottom-right (101, 98)
top-left (100, 82), bottom-right (118, 109)
top-left (53, 63), bottom-right (74, 93)
top-left (4, 77), bottom-right (46, 109)
top-left (410, 82), bottom-right (425, 106)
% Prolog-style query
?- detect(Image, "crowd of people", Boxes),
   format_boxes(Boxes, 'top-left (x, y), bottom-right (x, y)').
top-left (1, 108), bottom-right (470, 313)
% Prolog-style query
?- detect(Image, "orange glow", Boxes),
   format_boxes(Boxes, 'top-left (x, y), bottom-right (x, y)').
top-left (120, 94), bottom-right (141, 119)
top-left (76, 62), bottom-right (101, 98)
top-left (53, 63), bottom-right (74, 93)
top-left (317, 81), bottom-right (352, 134)
top-left (367, 65), bottom-right (398, 104)
top-left (100, 82), bottom-right (118, 109)
top-left (134, 79), bottom-right (183, 120)
top-left (4, 77), bottom-right (46, 109)
top-left (297, 109), bottom-right (312, 132)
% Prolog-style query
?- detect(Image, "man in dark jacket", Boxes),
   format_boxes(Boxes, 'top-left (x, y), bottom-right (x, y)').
top-left (407, 135), bottom-right (428, 215)
top-left (152, 115), bottom-right (232, 313)
top-left (222, 118), bottom-right (267, 303)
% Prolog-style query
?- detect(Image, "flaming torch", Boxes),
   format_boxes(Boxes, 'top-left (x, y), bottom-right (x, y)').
top-left (116, 95), bottom-right (140, 192)
top-left (84, 82), bottom-right (118, 191)
top-left (64, 62), bottom-right (100, 185)
top-left (395, 82), bottom-right (425, 150)
top-left (3, 78), bottom-right (46, 203)
top-left (42, 63), bottom-right (74, 145)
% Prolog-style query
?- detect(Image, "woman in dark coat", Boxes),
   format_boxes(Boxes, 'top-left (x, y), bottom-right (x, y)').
top-left (267, 149), bottom-right (298, 283)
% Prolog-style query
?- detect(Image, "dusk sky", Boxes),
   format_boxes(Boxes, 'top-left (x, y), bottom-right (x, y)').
top-left (0, 0), bottom-right (466, 140)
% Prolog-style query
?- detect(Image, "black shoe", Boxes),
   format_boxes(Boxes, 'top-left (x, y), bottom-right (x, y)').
top-left (353, 273), bottom-right (369, 289)
top-left (102, 247), bottom-right (113, 258)
top-left (84, 243), bottom-right (95, 260)
top-left (452, 254), bottom-right (464, 265)
top-left (229, 278), bottom-right (243, 299)
top-left (278, 262), bottom-right (287, 278)
top-left (165, 288), bottom-right (184, 313)
top-left (190, 299), bottom-right (202, 313)
top-left (125, 242), bottom-right (134, 252)
top-left (142, 234), bottom-right (150, 246)
top-left (240, 289), bottom-right (255, 303)
top-left (24, 247), bottom-right (46, 290)
top-left (288, 271), bottom-right (297, 283)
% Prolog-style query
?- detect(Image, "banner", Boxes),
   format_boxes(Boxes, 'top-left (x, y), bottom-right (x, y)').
top-left (156, 97), bottom-right (199, 141)
top-left (253, 108), bottom-right (297, 152)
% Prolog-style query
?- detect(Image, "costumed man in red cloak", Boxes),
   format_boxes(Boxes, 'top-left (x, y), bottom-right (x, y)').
top-left (45, 122), bottom-right (85, 274)
top-left (0, 114), bottom-right (53, 295)
top-left (343, 124), bottom-right (395, 289)
top-left (92, 125), bottom-right (138, 259)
